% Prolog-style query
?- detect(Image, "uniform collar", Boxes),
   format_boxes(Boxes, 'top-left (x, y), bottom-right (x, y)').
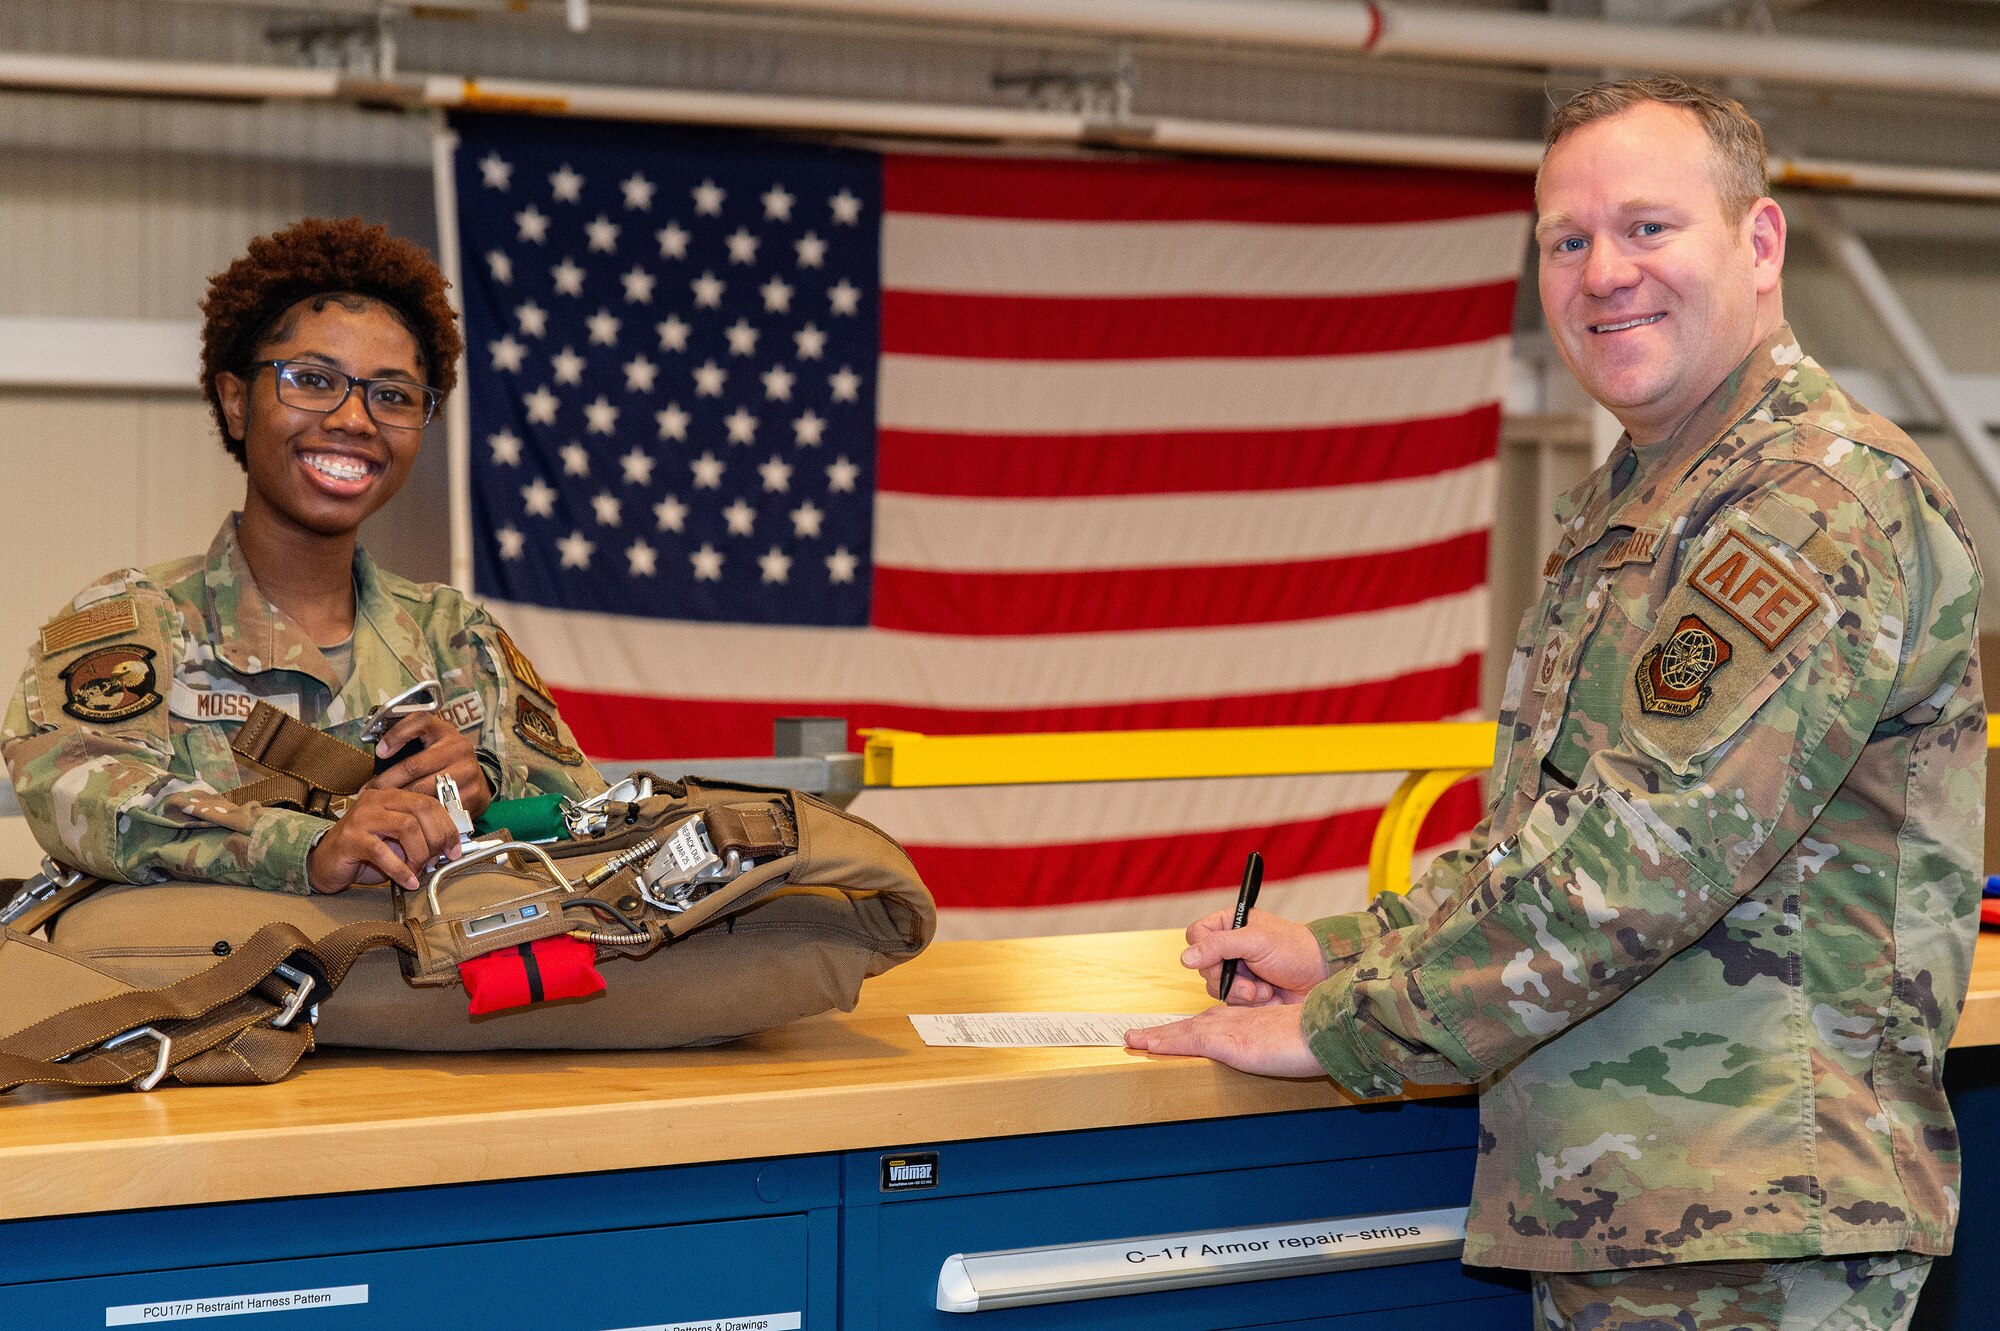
top-left (202, 515), bottom-right (413, 703)
top-left (1552, 323), bottom-right (1803, 554)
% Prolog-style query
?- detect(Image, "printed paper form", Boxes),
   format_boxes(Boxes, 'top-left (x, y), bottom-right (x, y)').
top-left (911, 1013), bottom-right (1192, 1047)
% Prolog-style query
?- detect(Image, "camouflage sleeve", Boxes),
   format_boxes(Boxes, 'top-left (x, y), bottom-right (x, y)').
top-left (1306, 809), bottom-right (1494, 969)
top-left (452, 604), bottom-right (607, 802)
top-left (1303, 468), bottom-right (1924, 1099)
top-left (2, 578), bottom-right (324, 892)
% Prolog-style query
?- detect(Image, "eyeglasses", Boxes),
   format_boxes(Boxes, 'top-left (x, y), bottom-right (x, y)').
top-left (242, 360), bottom-right (441, 430)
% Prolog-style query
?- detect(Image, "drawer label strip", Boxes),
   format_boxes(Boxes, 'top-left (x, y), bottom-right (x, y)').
top-left (106, 1284), bottom-right (368, 1325)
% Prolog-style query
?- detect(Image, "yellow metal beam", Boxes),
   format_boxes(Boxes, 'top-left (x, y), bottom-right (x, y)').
top-left (861, 722), bottom-right (1501, 789)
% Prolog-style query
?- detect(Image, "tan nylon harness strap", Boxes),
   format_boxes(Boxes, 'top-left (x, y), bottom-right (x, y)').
top-left (0, 918), bottom-right (412, 1094)
top-left (229, 701), bottom-right (376, 815)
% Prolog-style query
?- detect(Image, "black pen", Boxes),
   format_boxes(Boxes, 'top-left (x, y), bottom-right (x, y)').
top-left (1217, 850), bottom-right (1265, 1003)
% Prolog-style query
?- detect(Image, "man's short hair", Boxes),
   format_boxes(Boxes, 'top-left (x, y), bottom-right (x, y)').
top-left (1543, 75), bottom-right (1769, 220)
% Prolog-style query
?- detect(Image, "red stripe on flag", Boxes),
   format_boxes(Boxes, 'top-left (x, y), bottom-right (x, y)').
top-left (880, 285), bottom-right (1518, 360)
top-left (884, 153), bottom-right (1532, 224)
top-left (549, 654), bottom-right (1483, 761)
top-left (872, 531), bottom-right (1488, 636)
top-left (904, 782), bottom-right (1485, 909)
top-left (876, 407), bottom-right (1501, 498)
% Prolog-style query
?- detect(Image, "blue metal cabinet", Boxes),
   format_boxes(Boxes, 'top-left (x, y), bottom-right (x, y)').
top-left (838, 1102), bottom-right (1528, 1330)
top-left (0, 1158), bottom-right (842, 1331)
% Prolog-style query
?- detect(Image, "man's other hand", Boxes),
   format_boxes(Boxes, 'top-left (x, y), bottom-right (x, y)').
top-left (1125, 1003), bottom-right (1324, 1078)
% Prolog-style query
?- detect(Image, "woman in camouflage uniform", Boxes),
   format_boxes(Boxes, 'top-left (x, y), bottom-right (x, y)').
top-left (3, 219), bottom-right (602, 897)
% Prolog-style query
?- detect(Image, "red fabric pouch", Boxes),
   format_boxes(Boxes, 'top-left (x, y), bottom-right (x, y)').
top-left (460, 936), bottom-right (607, 1015)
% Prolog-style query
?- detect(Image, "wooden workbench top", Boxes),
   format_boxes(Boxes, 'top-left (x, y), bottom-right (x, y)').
top-left (6, 927), bottom-right (2000, 1223)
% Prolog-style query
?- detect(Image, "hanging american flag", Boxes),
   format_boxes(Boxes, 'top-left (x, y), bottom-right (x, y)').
top-left (446, 111), bottom-right (1531, 938)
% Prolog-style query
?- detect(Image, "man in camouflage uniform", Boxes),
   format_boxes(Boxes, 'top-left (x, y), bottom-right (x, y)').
top-left (1129, 78), bottom-right (1985, 1328)
top-left (3, 515), bottom-right (603, 895)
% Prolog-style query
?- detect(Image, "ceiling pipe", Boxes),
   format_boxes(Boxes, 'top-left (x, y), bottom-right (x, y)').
top-left (7, 51), bottom-right (2000, 202)
top-left (698, 0), bottom-right (2000, 100)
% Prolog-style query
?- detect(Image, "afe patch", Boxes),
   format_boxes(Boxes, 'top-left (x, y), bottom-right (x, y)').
top-left (1635, 615), bottom-right (1732, 717)
top-left (513, 696), bottom-right (582, 765)
top-left (1689, 529), bottom-right (1821, 649)
top-left (495, 628), bottom-right (553, 703)
top-left (61, 644), bottom-right (163, 723)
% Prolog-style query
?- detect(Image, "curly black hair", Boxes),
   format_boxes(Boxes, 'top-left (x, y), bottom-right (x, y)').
top-left (199, 217), bottom-right (464, 465)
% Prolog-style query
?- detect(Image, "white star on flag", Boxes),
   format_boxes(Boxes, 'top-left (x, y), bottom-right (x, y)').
top-left (693, 360), bottom-right (727, 396)
top-left (826, 547), bottom-right (859, 583)
top-left (691, 543), bottom-right (724, 580)
top-left (551, 346), bottom-right (585, 385)
top-left (829, 366), bottom-right (862, 402)
top-left (584, 396), bottom-right (620, 434)
top-left (653, 494), bottom-right (689, 532)
top-left (794, 324), bottom-right (826, 359)
top-left (627, 538), bottom-right (658, 575)
top-left (523, 385), bottom-right (559, 424)
top-left (516, 302), bottom-right (549, 337)
top-left (724, 406), bottom-right (759, 444)
top-left (759, 456), bottom-right (794, 493)
top-left (827, 456), bottom-right (859, 492)
top-left (622, 355), bottom-right (658, 392)
top-left (515, 206), bottom-right (549, 243)
top-left (656, 403), bottom-right (691, 440)
top-left (560, 441), bottom-right (590, 476)
top-left (621, 172), bottom-right (656, 210)
top-left (829, 280), bottom-right (861, 315)
top-left (691, 272), bottom-right (725, 307)
top-left (522, 477), bottom-right (557, 516)
top-left (829, 189), bottom-right (862, 224)
top-left (657, 315), bottom-right (690, 352)
top-left (550, 164), bottom-right (585, 202)
top-left (725, 319), bottom-right (760, 356)
top-left (621, 266), bottom-right (656, 303)
top-left (758, 547), bottom-right (793, 584)
top-left (592, 491), bottom-right (622, 526)
top-left (790, 501), bottom-right (824, 538)
top-left (585, 215), bottom-right (620, 252)
top-left (552, 258), bottom-right (586, 296)
top-left (722, 497), bottom-right (757, 535)
top-left (488, 430), bottom-right (523, 465)
top-left (490, 336), bottom-right (526, 371)
top-left (691, 452), bottom-right (725, 487)
top-left (587, 309), bottom-right (622, 345)
top-left (657, 222), bottom-right (689, 259)
top-left (760, 276), bottom-right (794, 314)
top-left (792, 411), bottom-right (826, 446)
top-left (726, 227), bottom-right (760, 265)
top-left (486, 250), bottom-right (513, 284)
top-left (620, 446), bottom-right (656, 484)
top-left (762, 364), bottom-right (796, 402)
top-left (497, 525), bottom-right (525, 559)
top-left (692, 179), bottom-right (726, 215)
top-left (762, 183), bottom-right (795, 221)
top-left (795, 232), bottom-right (827, 268)
top-left (557, 529), bottom-right (595, 568)
top-left (479, 152), bottom-right (512, 190)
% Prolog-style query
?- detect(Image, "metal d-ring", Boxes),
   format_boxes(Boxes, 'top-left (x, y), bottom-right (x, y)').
top-left (422, 839), bottom-right (577, 917)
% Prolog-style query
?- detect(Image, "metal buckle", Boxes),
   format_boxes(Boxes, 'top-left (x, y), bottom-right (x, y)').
top-left (0, 858), bottom-right (85, 927)
top-left (360, 679), bottom-right (442, 743)
top-left (267, 962), bottom-right (320, 1030)
top-left (101, 1026), bottom-right (173, 1092)
top-left (420, 839), bottom-right (577, 916)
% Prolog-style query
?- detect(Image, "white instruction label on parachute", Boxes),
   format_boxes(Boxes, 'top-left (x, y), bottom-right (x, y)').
top-left (665, 818), bottom-right (717, 873)
top-left (106, 1284), bottom-right (368, 1324)
top-left (602, 1314), bottom-right (801, 1331)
